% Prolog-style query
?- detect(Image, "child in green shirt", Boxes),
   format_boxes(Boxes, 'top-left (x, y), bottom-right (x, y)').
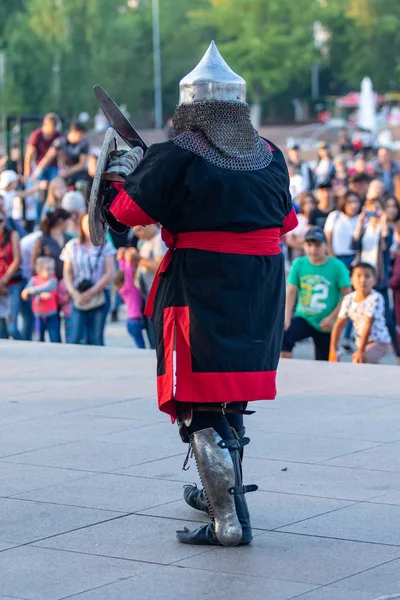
top-left (282, 227), bottom-right (352, 361)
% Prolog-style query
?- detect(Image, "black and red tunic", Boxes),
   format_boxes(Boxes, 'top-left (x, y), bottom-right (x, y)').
top-left (110, 139), bottom-right (297, 419)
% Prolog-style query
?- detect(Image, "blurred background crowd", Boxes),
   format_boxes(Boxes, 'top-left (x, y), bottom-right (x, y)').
top-left (0, 0), bottom-right (400, 365)
top-left (0, 113), bottom-right (399, 367)
top-left (0, 113), bottom-right (167, 349)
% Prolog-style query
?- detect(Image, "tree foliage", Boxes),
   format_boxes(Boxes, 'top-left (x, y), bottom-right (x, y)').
top-left (324, 0), bottom-right (400, 92)
top-left (0, 0), bottom-right (400, 123)
top-left (190, 0), bottom-right (321, 102)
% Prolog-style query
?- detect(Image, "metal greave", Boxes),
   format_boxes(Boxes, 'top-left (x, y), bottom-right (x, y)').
top-left (191, 427), bottom-right (242, 546)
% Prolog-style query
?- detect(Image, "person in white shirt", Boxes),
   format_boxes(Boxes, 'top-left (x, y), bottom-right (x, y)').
top-left (19, 230), bottom-right (42, 340)
top-left (324, 190), bottom-right (361, 268)
top-left (314, 142), bottom-right (334, 187)
top-left (0, 170), bottom-right (43, 232)
top-left (0, 170), bottom-right (19, 218)
top-left (286, 192), bottom-right (317, 260)
top-left (61, 214), bottom-right (116, 346)
top-left (286, 145), bottom-right (313, 192)
top-left (288, 163), bottom-right (304, 202)
top-left (330, 262), bottom-right (391, 364)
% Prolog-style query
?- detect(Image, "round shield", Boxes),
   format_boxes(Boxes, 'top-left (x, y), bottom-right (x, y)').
top-left (88, 127), bottom-right (117, 246)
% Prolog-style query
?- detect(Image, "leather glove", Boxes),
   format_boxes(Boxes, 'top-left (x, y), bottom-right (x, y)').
top-left (105, 147), bottom-right (143, 178)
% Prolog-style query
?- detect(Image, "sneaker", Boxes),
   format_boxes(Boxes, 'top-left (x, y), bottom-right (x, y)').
top-left (110, 309), bottom-right (118, 323)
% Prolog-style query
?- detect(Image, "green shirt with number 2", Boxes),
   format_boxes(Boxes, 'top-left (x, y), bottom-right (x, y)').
top-left (288, 256), bottom-right (351, 332)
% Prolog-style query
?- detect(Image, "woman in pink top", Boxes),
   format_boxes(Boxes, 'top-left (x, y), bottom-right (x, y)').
top-left (114, 247), bottom-right (146, 348)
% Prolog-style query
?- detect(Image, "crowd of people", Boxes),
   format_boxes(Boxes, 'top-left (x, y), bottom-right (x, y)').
top-left (0, 114), bottom-right (166, 347)
top-left (284, 140), bottom-right (400, 365)
top-left (0, 114), bottom-right (399, 364)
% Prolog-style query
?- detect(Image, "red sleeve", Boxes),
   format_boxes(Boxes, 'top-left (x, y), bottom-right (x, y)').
top-left (109, 183), bottom-right (156, 227)
top-left (28, 128), bottom-right (40, 147)
top-left (280, 207), bottom-right (298, 236)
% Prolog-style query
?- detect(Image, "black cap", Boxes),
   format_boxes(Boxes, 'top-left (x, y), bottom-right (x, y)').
top-left (305, 226), bottom-right (327, 243)
top-left (289, 144), bottom-right (300, 150)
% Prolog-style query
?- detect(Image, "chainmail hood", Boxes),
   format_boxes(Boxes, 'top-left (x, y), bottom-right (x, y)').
top-left (172, 101), bottom-right (272, 171)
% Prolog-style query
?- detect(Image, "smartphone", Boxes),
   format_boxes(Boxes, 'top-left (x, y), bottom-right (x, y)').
top-left (365, 211), bottom-right (378, 218)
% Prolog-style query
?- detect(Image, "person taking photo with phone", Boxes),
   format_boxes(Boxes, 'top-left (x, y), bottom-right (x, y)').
top-left (351, 196), bottom-right (400, 359)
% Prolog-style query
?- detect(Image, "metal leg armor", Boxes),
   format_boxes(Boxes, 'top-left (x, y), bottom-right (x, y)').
top-left (176, 428), bottom-right (257, 547)
top-left (183, 426), bottom-right (247, 515)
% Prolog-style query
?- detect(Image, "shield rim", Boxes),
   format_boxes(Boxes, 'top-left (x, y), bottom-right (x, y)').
top-left (88, 127), bottom-right (117, 246)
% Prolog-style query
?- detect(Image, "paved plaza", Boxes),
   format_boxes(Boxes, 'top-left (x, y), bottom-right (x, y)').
top-left (0, 339), bottom-right (400, 599)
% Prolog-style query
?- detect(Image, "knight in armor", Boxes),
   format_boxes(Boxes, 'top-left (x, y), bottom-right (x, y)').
top-left (94, 42), bottom-right (298, 546)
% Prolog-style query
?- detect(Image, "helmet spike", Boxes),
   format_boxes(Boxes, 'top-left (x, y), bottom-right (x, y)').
top-left (179, 41), bottom-right (246, 105)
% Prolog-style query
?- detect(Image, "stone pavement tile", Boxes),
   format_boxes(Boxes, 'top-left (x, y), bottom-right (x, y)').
top-left (279, 502), bottom-right (400, 546)
top-left (1, 383), bottom-right (51, 400)
top-left (332, 557), bottom-right (400, 595)
top-left (248, 430), bottom-right (380, 463)
top-left (0, 414), bottom-right (143, 459)
top-left (117, 454), bottom-right (287, 483)
top-left (0, 541), bottom-right (19, 551)
top-left (244, 491), bottom-right (352, 531)
top-left (277, 360), bottom-right (398, 399)
top-left (0, 395), bottom-right (128, 426)
top-left (66, 377), bottom-right (155, 400)
top-left (174, 530), bottom-right (400, 586)
top-left (256, 462), bottom-right (400, 501)
top-left (95, 420), bottom-right (180, 450)
top-left (0, 545), bottom-right (147, 600)
top-left (290, 406), bottom-right (400, 444)
top-left (34, 513), bottom-right (215, 564)
top-left (137, 498), bottom-right (212, 524)
top-left (5, 439), bottom-right (181, 473)
top-left (77, 397), bottom-right (163, 422)
top-left (324, 442), bottom-right (400, 472)
top-left (367, 491), bottom-right (400, 506)
top-left (16, 473), bottom-right (185, 512)
top-left (0, 461), bottom-right (97, 496)
top-left (138, 490), bottom-right (352, 531)
top-left (289, 583), bottom-right (377, 599)
top-left (0, 497), bottom-right (122, 544)
top-left (262, 393), bottom-right (397, 415)
top-left (253, 403), bottom-right (400, 443)
top-left (61, 563), bottom-right (316, 600)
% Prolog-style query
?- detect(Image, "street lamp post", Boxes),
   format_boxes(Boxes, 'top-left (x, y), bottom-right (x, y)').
top-left (311, 20), bottom-right (330, 100)
top-left (152, 0), bottom-right (163, 129)
top-left (0, 52), bottom-right (5, 130)
top-left (311, 63), bottom-right (319, 99)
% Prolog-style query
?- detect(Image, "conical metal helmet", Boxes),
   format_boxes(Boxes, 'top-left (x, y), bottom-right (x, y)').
top-left (179, 41), bottom-right (246, 105)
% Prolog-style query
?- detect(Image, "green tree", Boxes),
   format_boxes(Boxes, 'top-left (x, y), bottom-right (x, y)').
top-left (323, 0), bottom-right (400, 92)
top-left (190, 0), bottom-right (321, 109)
top-left (2, 11), bottom-right (53, 115)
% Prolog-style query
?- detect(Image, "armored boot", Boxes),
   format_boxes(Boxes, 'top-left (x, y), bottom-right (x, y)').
top-left (176, 428), bottom-right (257, 546)
top-left (228, 439), bottom-right (257, 545)
top-left (183, 484), bottom-right (209, 514)
top-left (183, 426), bottom-right (247, 515)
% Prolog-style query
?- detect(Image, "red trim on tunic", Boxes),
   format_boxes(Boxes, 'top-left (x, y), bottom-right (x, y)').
top-left (109, 183), bottom-right (156, 227)
top-left (157, 304), bottom-right (277, 419)
top-left (157, 306), bottom-right (175, 407)
top-left (145, 227), bottom-right (282, 318)
top-left (280, 207), bottom-right (298, 236)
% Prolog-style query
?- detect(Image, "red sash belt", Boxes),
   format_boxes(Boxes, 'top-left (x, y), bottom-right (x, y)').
top-left (144, 227), bottom-right (281, 318)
